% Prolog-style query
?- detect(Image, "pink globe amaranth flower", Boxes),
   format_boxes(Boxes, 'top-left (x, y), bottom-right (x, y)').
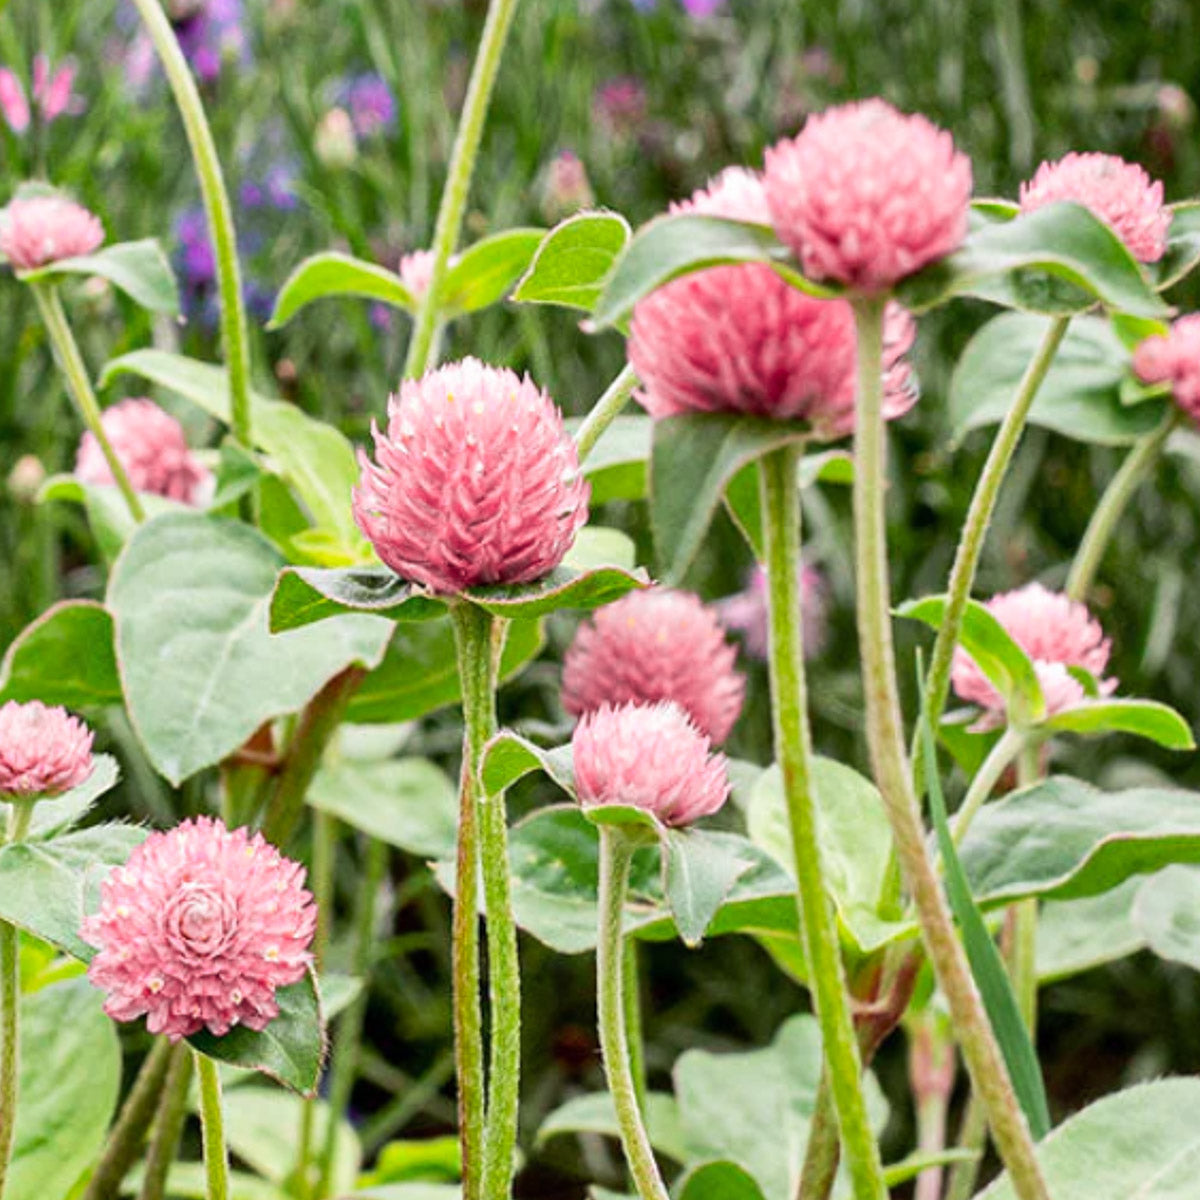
top-left (0, 195), bottom-right (103, 271)
top-left (715, 562), bottom-right (828, 661)
top-left (562, 588), bottom-right (744, 743)
top-left (763, 99), bottom-right (972, 292)
top-left (75, 398), bottom-right (211, 505)
top-left (629, 168), bottom-right (918, 439)
top-left (951, 582), bottom-right (1116, 722)
top-left (0, 700), bottom-right (93, 800)
top-left (353, 358), bottom-right (590, 594)
top-left (572, 701), bottom-right (730, 828)
top-left (1019, 152), bottom-right (1169, 264)
top-left (1134, 314), bottom-right (1200, 422)
top-left (0, 70), bottom-right (30, 134)
top-left (399, 249), bottom-right (436, 299)
top-left (83, 816), bottom-right (316, 1042)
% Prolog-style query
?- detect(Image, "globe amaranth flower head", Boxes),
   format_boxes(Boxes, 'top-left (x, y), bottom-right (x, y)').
top-left (951, 582), bottom-right (1116, 723)
top-left (573, 701), bottom-right (730, 827)
top-left (562, 588), bottom-right (745, 743)
top-left (0, 701), bottom-right (94, 800)
top-left (763, 99), bottom-right (972, 292)
top-left (353, 358), bottom-right (590, 594)
top-left (84, 816), bottom-right (316, 1041)
top-left (628, 167), bottom-right (918, 440)
top-left (0, 195), bottom-right (103, 272)
top-left (715, 562), bottom-right (828, 661)
top-left (1134, 314), bottom-right (1200, 421)
top-left (76, 399), bottom-right (211, 505)
top-left (1019, 152), bottom-right (1169, 264)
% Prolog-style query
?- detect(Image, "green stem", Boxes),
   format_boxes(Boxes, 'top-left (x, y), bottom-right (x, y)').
top-left (951, 725), bottom-right (1026, 846)
top-left (596, 829), bottom-right (670, 1200)
top-left (623, 938), bottom-right (647, 1111)
top-left (0, 801), bottom-right (33, 1200)
top-left (138, 1044), bottom-right (194, 1200)
top-left (796, 1074), bottom-right (840, 1200)
top-left (1010, 744), bottom-right (1042, 1036)
top-left (30, 283), bottom-right (145, 523)
top-left (1066, 409), bottom-right (1176, 602)
top-left (574, 364), bottom-right (639, 463)
top-left (403, 0), bottom-right (522, 378)
top-left (195, 1053), bottom-right (229, 1200)
top-left (850, 297), bottom-right (1050, 1200)
top-left (126, 0), bottom-right (253, 446)
top-left (945, 1092), bottom-right (988, 1200)
top-left (760, 444), bottom-right (886, 1200)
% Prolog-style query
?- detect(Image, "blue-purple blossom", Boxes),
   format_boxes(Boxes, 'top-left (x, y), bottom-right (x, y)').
top-left (171, 0), bottom-right (249, 83)
top-left (337, 72), bottom-right (397, 139)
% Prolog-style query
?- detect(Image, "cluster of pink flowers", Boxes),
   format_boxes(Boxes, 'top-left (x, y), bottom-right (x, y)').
top-left (1, 195), bottom-right (103, 272)
top-left (1134, 314), bottom-right (1200, 422)
top-left (0, 57), bottom-right (80, 135)
top-left (0, 700), bottom-right (94, 799)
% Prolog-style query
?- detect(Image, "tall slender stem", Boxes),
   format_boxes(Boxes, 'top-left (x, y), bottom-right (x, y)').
top-left (126, 0), bottom-right (253, 447)
top-left (138, 1044), bottom-right (194, 1200)
top-left (1066, 409), bottom-right (1176, 602)
top-left (403, 0), bottom-right (522, 378)
top-left (850, 296), bottom-right (1050, 1200)
top-left (797, 1075), bottom-right (840, 1200)
top-left (195, 1053), bottom-right (229, 1200)
top-left (760, 445), bottom-right (887, 1200)
top-left (622, 938), bottom-right (647, 1110)
top-left (596, 829), bottom-right (669, 1200)
top-left (1009, 744), bottom-right (1043, 1035)
top-left (910, 1015), bottom-right (956, 1200)
top-left (0, 801), bottom-right (32, 1200)
top-left (951, 725), bottom-right (1026, 846)
top-left (945, 1092), bottom-right (989, 1200)
top-left (574, 364), bottom-right (639, 463)
top-left (30, 283), bottom-right (144, 523)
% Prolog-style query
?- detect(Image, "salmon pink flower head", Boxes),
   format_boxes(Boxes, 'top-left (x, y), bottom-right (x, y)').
top-left (76, 399), bottom-right (211, 505)
top-left (951, 582), bottom-right (1116, 724)
top-left (763, 99), bottom-right (972, 292)
top-left (562, 589), bottom-right (744, 743)
top-left (0, 701), bottom-right (93, 800)
top-left (1134, 314), bottom-right (1200, 422)
top-left (628, 168), bottom-right (918, 440)
top-left (573, 701), bottom-right (730, 828)
top-left (0, 195), bottom-right (103, 272)
top-left (83, 816), bottom-right (316, 1041)
top-left (353, 358), bottom-right (589, 594)
top-left (1019, 153), bottom-right (1169, 264)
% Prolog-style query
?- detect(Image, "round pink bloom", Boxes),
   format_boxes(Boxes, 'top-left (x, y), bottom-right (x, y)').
top-left (353, 358), bottom-right (589, 594)
top-left (0, 700), bottom-right (93, 799)
top-left (1134, 314), bottom-right (1200, 422)
top-left (1019, 152), bottom-right (1169, 264)
top-left (763, 99), bottom-right (972, 292)
top-left (76, 399), bottom-right (211, 505)
top-left (83, 817), bottom-right (316, 1042)
top-left (572, 701), bottom-right (730, 827)
top-left (715, 563), bottom-right (828, 661)
top-left (951, 582), bottom-right (1115, 721)
top-left (629, 168), bottom-right (919, 439)
top-left (399, 249), bottom-right (436, 299)
top-left (562, 589), bottom-right (744, 743)
top-left (0, 195), bottom-right (103, 271)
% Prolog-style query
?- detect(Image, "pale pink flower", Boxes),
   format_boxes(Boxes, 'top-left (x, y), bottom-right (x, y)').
top-left (353, 358), bottom-right (589, 594)
top-left (1133, 314), bottom-right (1200, 422)
top-left (628, 168), bottom-right (918, 439)
top-left (1019, 152), bottom-right (1169, 264)
top-left (763, 99), bottom-right (972, 292)
top-left (715, 563), bottom-right (828, 660)
top-left (572, 701), bottom-right (730, 827)
top-left (562, 589), bottom-right (744, 743)
top-left (0, 700), bottom-right (93, 799)
top-left (951, 582), bottom-right (1115, 721)
top-left (76, 399), bottom-right (211, 505)
top-left (83, 817), bottom-right (316, 1042)
top-left (0, 70), bottom-right (30, 134)
top-left (399, 249), bottom-right (436, 299)
top-left (32, 56), bottom-right (78, 122)
top-left (0, 195), bottom-right (103, 271)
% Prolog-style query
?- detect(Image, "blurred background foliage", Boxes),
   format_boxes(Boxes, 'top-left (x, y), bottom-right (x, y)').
top-left (4, 0), bottom-right (1200, 1194)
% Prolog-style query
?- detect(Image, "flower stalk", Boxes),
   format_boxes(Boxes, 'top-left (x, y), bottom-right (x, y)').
top-left (138, 1044), bottom-right (194, 1200)
top-left (574, 364), bottom-right (639, 462)
top-left (195, 1052), bottom-right (229, 1200)
top-left (0, 800), bottom-right (33, 1200)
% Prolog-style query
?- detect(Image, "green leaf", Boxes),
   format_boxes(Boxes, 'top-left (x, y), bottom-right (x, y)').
top-left (361, 1135), bottom-right (461, 1186)
top-left (898, 595), bottom-right (1045, 723)
top-left (898, 201), bottom-right (1170, 318)
top-left (664, 828), bottom-right (755, 947)
top-left (22, 238), bottom-right (179, 314)
top-left (268, 251), bottom-right (417, 329)
top-left (563, 525), bottom-right (638, 573)
top-left (109, 513), bottom-right (391, 784)
top-left (1154, 202), bottom-right (1200, 292)
top-left (38, 474), bottom-right (184, 560)
top-left (212, 439), bottom-right (265, 509)
top-left (0, 601), bottom-right (121, 708)
top-left (270, 565), bottom-right (446, 632)
top-left (536, 1091), bottom-right (687, 1163)
top-left (675, 1162), bottom-right (768, 1200)
top-left (318, 972), bottom-right (364, 1021)
top-left (1036, 879), bottom-right (1148, 983)
top-left (948, 313), bottom-right (1167, 448)
top-left (188, 971), bottom-right (325, 1097)
top-left (8, 978), bottom-right (121, 1200)
top-left (479, 732), bottom-right (576, 799)
top-left (565, 415), bottom-right (650, 504)
top-left (1039, 698), bottom-right (1195, 748)
top-left (977, 1079), bottom-right (1200, 1199)
top-left (1132, 865), bottom-right (1200, 972)
top-left (125, 1165), bottom-right (287, 1200)
top-left (439, 227), bottom-right (544, 316)
top-left (513, 211), bottom-right (632, 312)
top-left (651, 413), bottom-right (809, 584)
top-left (919, 713), bottom-right (1050, 1139)
top-left (877, 1149), bottom-right (979, 1190)
top-left (467, 562), bottom-right (649, 619)
top-left (27, 754), bottom-right (121, 839)
top-left (308, 757), bottom-right (458, 859)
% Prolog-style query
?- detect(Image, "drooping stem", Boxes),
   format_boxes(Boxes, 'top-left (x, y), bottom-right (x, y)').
top-left (574, 364), bottom-right (639, 463)
top-left (138, 1044), bottom-right (194, 1200)
top-left (0, 801), bottom-right (32, 1200)
top-left (1066, 409), bottom-right (1177, 602)
top-left (125, 0), bottom-right (253, 447)
top-left (760, 444), bottom-right (887, 1200)
top-left (945, 1092), bottom-right (989, 1200)
top-left (403, 0), bottom-right (523, 378)
top-left (796, 1074), bottom-right (841, 1200)
top-left (623, 938), bottom-right (647, 1110)
top-left (30, 282), bottom-right (145, 523)
top-left (195, 1053), bottom-right (229, 1200)
top-left (951, 725), bottom-right (1027, 846)
top-left (596, 828), bottom-right (670, 1200)
top-left (850, 296), bottom-right (1050, 1200)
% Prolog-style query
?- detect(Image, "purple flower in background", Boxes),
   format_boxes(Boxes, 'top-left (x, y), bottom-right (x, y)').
top-left (681, 0), bottom-right (725, 14)
top-left (338, 72), bottom-right (397, 139)
top-left (175, 207), bottom-right (218, 325)
top-left (593, 76), bottom-right (647, 134)
top-left (171, 0), bottom-right (249, 82)
top-left (239, 161), bottom-right (299, 212)
top-left (715, 564), bottom-right (828, 661)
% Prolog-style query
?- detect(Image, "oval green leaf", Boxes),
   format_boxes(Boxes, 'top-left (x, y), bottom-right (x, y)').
top-left (270, 565), bottom-right (447, 633)
top-left (1040, 697), bottom-right (1194, 748)
top-left (22, 238), bottom-right (179, 314)
top-left (439, 227), bottom-right (544, 316)
top-left (513, 210), bottom-right (632, 312)
top-left (0, 601), bottom-right (121, 709)
top-left (268, 251), bottom-right (417, 329)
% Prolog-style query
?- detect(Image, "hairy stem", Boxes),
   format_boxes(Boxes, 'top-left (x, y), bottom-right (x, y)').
top-left (796, 1075), bottom-right (841, 1200)
top-left (195, 1053), bottom-right (229, 1200)
top-left (0, 802), bottom-right (32, 1200)
top-left (951, 725), bottom-right (1026, 846)
top-left (574, 364), bottom-right (639, 463)
top-left (138, 1044), bottom-right (193, 1200)
top-left (623, 938), bottom-right (647, 1110)
top-left (945, 1092), bottom-right (989, 1200)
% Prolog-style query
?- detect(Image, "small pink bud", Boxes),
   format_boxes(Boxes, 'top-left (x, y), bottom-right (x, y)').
top-left (1134, 314), bottom-right (1200, 422)
top-left (0, 700), bottom-right (94, 800)
top-left (0, 195), bottom-right (103, 271)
